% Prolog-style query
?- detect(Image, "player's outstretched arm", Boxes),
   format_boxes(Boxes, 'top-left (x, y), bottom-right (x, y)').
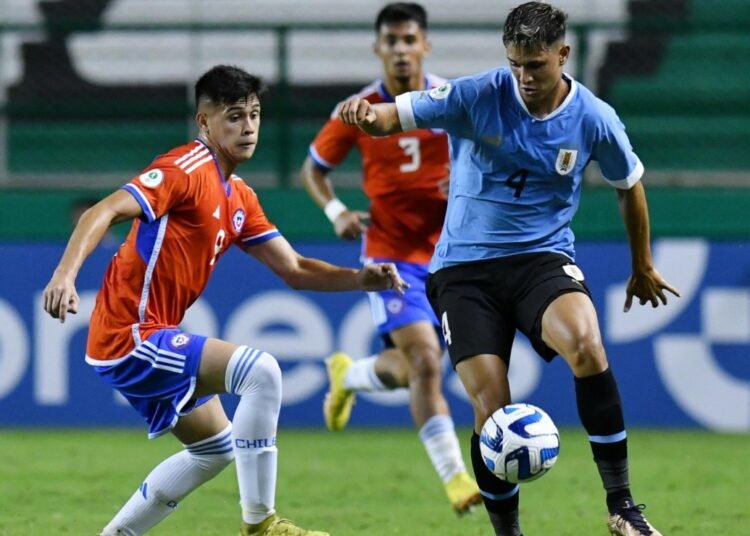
top-left (247, 235), bottom-right (408, 294)
top-left (616, 181), bottom-right (680, 312)
top-left (338, 98), bottom-right (403, 136)
top-left (43, 189), bottom-right (142, 323)
top-left (300, 157), bottom-right (369, 240)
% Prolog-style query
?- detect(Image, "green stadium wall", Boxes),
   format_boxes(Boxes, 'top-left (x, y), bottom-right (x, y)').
top-left (1, 187), bottom-right (748, 242)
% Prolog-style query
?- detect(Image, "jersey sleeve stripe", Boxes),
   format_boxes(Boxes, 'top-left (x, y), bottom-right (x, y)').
top-left (605, 156), bottom-right (644, 190)
top-left (122, 184), bottom-right (156, 222)
top-left (242, 229), bottom-right (281, 246)
top-left (395, 93), bottom-right (417, 131)
top-left (309, 145), bottom-right (335, 170)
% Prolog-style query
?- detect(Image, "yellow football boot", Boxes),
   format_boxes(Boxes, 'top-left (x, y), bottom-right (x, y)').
top-left (323, 352), bottom-right (355, 431)
top-left (240, 514), bottom-right (329, 536)
top-left (445, 471), bottom-right (483, 515)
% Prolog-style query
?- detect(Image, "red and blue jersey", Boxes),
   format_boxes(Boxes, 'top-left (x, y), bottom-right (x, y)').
top-left (309, 75), bottom-right (449, 264)
top-left (86, 139), bottom-right (279, 362)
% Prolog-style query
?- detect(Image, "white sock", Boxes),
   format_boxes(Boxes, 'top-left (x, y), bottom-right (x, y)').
top-left (226, 346), bottom-right (282, 524)
top-left (101, 425), bottom-right (234, 536)
top-left (342, 356), bottom-right (387, 392)
top-left (419, 415), bottom-right (467, 483)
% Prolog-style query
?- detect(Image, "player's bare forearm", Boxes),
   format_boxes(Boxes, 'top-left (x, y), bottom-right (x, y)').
top-left (300, 157), bottom-right (336, 210)
top-left (54, 190), bottom-right (139, 278)
top-left (249, 237), bottom-right (406, 293)
top-left (616, 181), bottom-right (653, 273)
top-left (338, 99), bottom-right (402, 136)
top-left (289, 257), bottom-right (363, 291)
top-left (300, 156), bottom-right (369, 240)
top-left (44, 189), bottom-right (140, 322)
top-left (617, 181), bottom-right (681, 311)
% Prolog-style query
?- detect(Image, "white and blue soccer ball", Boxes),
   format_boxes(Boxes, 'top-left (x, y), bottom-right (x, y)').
top-left (479, 403), bottom-right (560, 484)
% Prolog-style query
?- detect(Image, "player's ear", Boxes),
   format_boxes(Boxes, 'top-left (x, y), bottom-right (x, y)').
top-left (195, 111), bottom-right (209, 135)
top-left (423, 35), bottom-right (432, 57)
top-left (558, 44), bottom-right (571, 66)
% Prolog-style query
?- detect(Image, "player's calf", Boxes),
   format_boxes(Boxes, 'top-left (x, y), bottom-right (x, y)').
top-left (100, 425), bottom-right (234, 535)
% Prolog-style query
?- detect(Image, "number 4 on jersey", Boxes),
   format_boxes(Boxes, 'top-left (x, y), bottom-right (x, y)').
top-left (505, 169), bottom-right (529, 198)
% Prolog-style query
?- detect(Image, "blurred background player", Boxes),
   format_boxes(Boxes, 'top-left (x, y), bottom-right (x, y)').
top-left (337, 2), bottom-right (680, 535)
top-left (42, 64), bottom-right (406, 536)
top-left (300, 2), bottom-right (481, 515)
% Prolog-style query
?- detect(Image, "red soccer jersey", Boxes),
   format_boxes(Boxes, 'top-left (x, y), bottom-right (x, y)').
top-left (309, 75), bottom-right (449, 264)
top-left (86, 140), bottom-right (280, 362)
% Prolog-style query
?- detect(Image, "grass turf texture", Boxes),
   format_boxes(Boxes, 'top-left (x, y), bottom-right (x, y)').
top-left (0, 428), bottom-right (747, 535)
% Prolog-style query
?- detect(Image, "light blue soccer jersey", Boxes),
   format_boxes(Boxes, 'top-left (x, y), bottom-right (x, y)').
top-left (395, 67), bottom-right (643, 272)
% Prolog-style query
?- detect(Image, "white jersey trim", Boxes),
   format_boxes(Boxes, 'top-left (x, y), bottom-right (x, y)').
top-left (242, 228), bottom-right (279, 244)
top-left (605, 156), bottom-right (644, 190)
top-left (174, 143), bottom-right (204, 166)
top-left (126, 184), bottom-right (156, 222)
top-left (138, 215), bottom-right (169, 323)
top-left (512, 72), bottom-right (578, 122)
top-left (184, 155), bottom-right (213, 174)
top-left (396, 93), bottom-right (417, 131)
top-left (85, 353), bottom-right (131, 366)
top-left (177, 148), bottom-right (209, 170)
top-left (309, 145), bottom-right (335, 170)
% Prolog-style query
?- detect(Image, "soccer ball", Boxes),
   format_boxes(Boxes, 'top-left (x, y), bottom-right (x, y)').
top-left (479, 403), bottom-right (560, 484)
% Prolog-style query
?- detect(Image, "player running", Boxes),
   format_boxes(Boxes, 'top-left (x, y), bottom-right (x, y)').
top-left (300, 2), bottom-right (481, 515)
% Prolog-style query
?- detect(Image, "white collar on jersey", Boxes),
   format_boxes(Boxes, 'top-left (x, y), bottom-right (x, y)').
top-left (511, 71), bottom-right (578, 122)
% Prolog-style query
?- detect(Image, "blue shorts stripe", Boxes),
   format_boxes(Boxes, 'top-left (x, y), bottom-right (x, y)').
top-left (140, 342), bottom-right (187, 363)
top-left (93, 328), bottom-right (208, 438)
top-left (131, 348), bottom-right (185, 372)
top-left (131, 350), bottom-right (184, 374)
top-left (480, 484), bottom-right (519, 501)
top-left (589, 431), bottom-right (627, 444)
top-left (133, 349), bottom-right (184, 369)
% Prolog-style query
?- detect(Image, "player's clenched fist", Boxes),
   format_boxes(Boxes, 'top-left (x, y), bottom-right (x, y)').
top-left (356, 263), bottom-right (409, 295)
top-left (338, 97), bottom-right (377, 127)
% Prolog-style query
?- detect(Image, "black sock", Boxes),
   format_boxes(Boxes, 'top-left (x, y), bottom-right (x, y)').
top-left (575, 368), bottom-right (632, 512)
top-left (471, 432), bottom-right (522, 535)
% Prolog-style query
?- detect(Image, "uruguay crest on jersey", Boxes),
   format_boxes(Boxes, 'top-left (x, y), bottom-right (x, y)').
top-left (555, 149), bottom-right (578, 175)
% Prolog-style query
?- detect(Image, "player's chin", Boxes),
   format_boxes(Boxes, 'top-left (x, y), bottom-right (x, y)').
top-left (235, 144), bottom-right (257, 160)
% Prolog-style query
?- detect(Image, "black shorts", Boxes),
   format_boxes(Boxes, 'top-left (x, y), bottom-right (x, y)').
top-left (426, 252), bottom-right (591, 367)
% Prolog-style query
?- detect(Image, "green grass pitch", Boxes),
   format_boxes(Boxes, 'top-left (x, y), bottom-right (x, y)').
top-left (0, 428), bottom-right (747, 535)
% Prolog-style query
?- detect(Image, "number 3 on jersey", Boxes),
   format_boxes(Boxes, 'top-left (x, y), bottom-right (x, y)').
top-left (398, 137), bottom-right (421, 173)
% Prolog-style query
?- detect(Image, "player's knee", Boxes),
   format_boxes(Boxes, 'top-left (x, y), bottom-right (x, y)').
top-left (226, 346), bottom-right (281, 400)
top-left (472, 387), bottom-right (510, 428)
top-left (567, 334), bottom-right (606, 370)
top-left (404, 346), bottom-right (443, 383)
top-left (184, 424), bottom-right (235, 475)
top-left (564, 333), bottom-right (606, 374)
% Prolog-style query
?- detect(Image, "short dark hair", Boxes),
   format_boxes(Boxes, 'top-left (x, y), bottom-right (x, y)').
top-left (503, 2), bottom-right (567, 51)
top-left (194, 65), bottom-right (266, 108)
top-left (374, 2), bottom-right (428, 32)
